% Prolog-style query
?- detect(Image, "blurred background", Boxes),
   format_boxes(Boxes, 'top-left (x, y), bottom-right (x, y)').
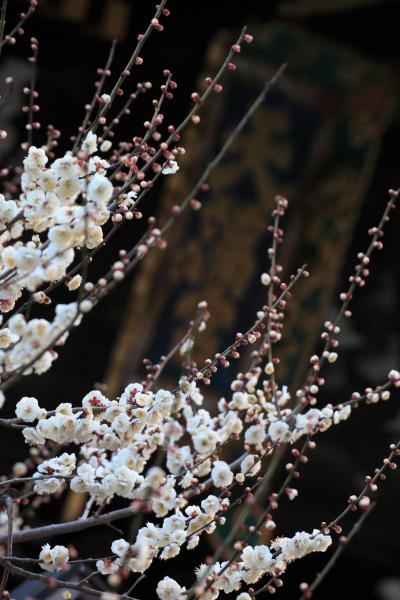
top-left (1, 0), bottom-right (400, 598)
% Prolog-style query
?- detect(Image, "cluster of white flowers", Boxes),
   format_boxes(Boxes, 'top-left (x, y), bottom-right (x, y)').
top-left (162, 159), bottom-right (179, 175)
top-left (10, 294), bottom-right (395, 598)
top-left (185, 531), bottom-right (331, 599)
top-left (271, 529), bottom-right (332, 563)
top-left (19, 384), bottom-right (203, 507)
top-left (38, 544), bottom-right (69, 572)
top-left (34, 452), bottom-right (76, 495)
top-left (95, 494), bottom-right (227, 577)
top-left (0, 303), bottom-right (81, 377)
top-left (291, 405), bottom-right (350, 442)
top-left (0, 139), bottom-right (114, 311)
top-left (156, 576), bottom-right (186, 600)
top-left (17, 363), bottom-right (392, 517)
top-left (97, 526), bottom-right (330, 598)
top-left (0, 130), bottom-right (151, 384)
top-left (15, 358), bottom-right (363, 599)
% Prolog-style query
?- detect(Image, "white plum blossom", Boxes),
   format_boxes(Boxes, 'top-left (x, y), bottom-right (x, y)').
top-left (271, 530), bottom-right (332, 563)
top-left (23, 146), bottom-right (48, 170)
top-left (162, 160), bottom-right (179, 175)
top-left (111, 538), bottom-right (130, 558)
top-left (201, 495), bottom-right (221, 515)
top-left (241, 544), bottom-right (274, 571)
top-left (268, 420), bottom-right (289, 442)
top-left (39, 544), bottom-right (69, 572)
top-left (53, 154), bottom-right (78, 177)
top-left (156, 577), bottom-right (186, 599)
top-left (245, 423), bottom-right (266, 446)
top-left (81, 131), bottom-right (98, 155)
top-left (241, 454), bottom-right (261, 477)
top-left (211, 460), bottom-right (233, 488)
top-left (87, 173), bottom-right (113, 205)
top-left (15, 396), bottom-right (43, 422)
top-left (192, 427), bottom-right (219, 455)
top-left (0, 327), bottom-right (18, 348)
top-left (333, 404), bottom-right (352, 424)
top-left (14, 245), bottom-right (41, 274)
top-left (96, 559), bottom-right (120, 575)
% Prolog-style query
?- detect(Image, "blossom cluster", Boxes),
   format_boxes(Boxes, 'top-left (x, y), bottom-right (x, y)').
top-left (16, 363), bottom-right (398, 507)
top-left (38, 544), bottom-right (69, 572)
top-left (0, 2), bottom-right (399, 598)
top-left (92, 529), bottom-right (331, 599)
top-left (0, 132), bottom-right (177, 383)
top-left (155, 530), bottom-right (332, 599)
top-left (10, 333), bottom-right (398, 598)
top-left (0, 303), bottom-right (81, 376)
top-left (0, 142), bottom-right (113, 309)
top-left (15, 372), bottom-right (359, 504)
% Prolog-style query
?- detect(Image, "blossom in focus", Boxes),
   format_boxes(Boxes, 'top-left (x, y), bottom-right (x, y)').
top-left (162, 160), bottom-right (179, 175)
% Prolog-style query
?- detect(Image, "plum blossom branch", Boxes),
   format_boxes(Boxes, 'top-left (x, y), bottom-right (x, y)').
top-left (298, 505), bottom-right (375, 600)
top-left (295, 188), bottom-right (399, 413)
top-left (72, 39), bottom-right (118, 154)
top-left (90, 0), bottom-right (169, 135)
top-left (0, 0), bottom-right (36, 53)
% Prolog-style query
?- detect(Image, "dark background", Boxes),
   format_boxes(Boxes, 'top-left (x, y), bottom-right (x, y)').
top-left (1, 1), bottom-right (400, 599)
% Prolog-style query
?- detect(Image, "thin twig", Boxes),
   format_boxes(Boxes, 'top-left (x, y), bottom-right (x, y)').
top-left (26, 40), bottom-right (38, 148)
top-left (90, 0), bottom-right (169, 134)
top-left (5, 562), bottom-right (138, 599)
top-left (73, 39), bottom-right (117, 154)
top-left (0, 3), bottom-right (35, 52)
top-left (299, 505), bottom-right (375, 600)
top-left (296, 188), bottom-right (399, 412)
top-left (0, 495), bottom-right (13, 595)
top-left (0, 0), bottom-right (8, 58)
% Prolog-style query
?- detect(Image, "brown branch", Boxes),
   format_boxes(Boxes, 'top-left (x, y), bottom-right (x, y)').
top-left (72, 39), bottom-right (117, 154)
top-left (5, 562), bottom-right (138, 599)
top-left (106, 25), bottom-right (252, 203)
top-left (0, 0), bottom-right (8, 59)
top-left (253, 440), bottom-right (400, 597)
top-left (0, 495), bottom-right (13, 595)
top-left (90, 0), bottom-right (169, 134)
top-left (177, 263), bottom-right (307, 393)
top-left (0, 505), bottom-right (147, 546)
top-left (0, 2), bottom-right (35, 52)
top-left (296, 188), bottom-right (399, 411)
top-left (26, 39), bottom-right (38, 149)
